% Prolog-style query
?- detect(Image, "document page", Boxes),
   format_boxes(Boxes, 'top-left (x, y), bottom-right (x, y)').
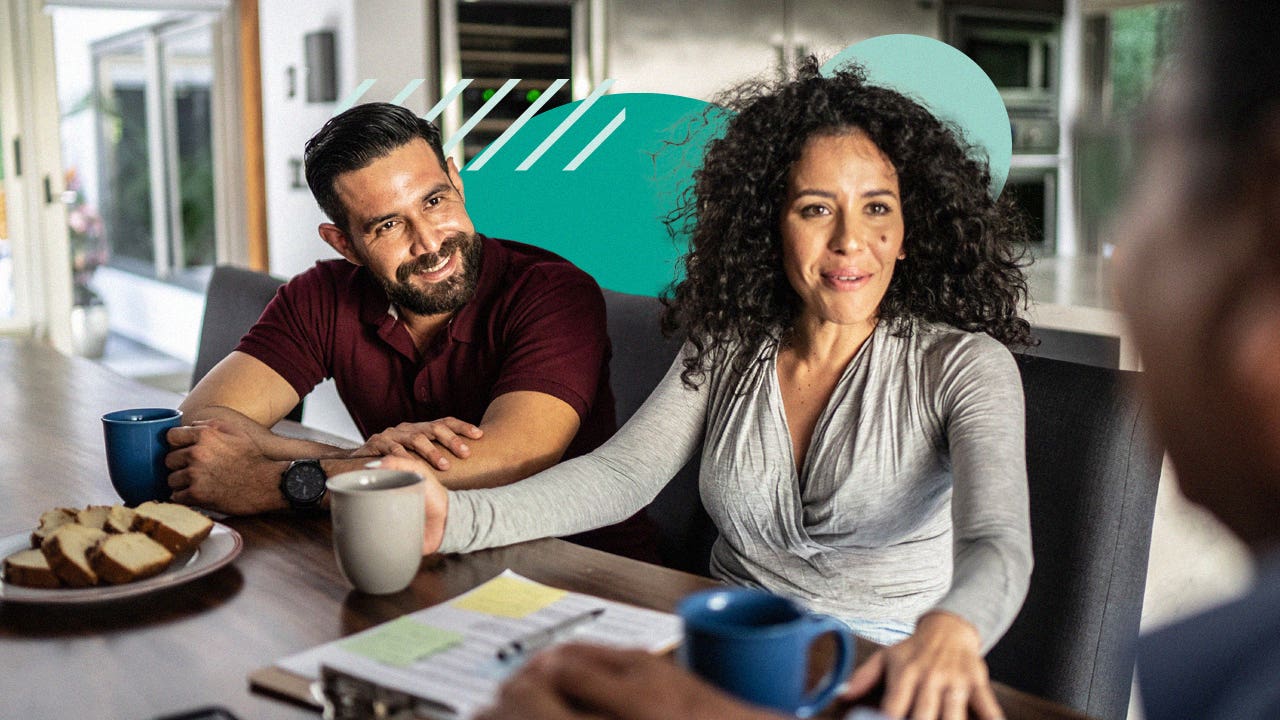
top-left (275, 570), bottom-right (684, 719)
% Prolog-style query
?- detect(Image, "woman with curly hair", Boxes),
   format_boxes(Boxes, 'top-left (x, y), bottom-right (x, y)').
top-left (385, 59), bottom-right (1033, 720)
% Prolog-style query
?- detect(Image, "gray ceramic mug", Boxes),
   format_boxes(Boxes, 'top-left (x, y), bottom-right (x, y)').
top-left (327, 469), bottom-right (426, 594)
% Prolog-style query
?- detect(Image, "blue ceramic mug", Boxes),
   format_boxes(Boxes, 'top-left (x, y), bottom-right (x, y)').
top-left (101, 408), bottom-right (183, 506)
top-left (677, 588), bottom-right (854, 718)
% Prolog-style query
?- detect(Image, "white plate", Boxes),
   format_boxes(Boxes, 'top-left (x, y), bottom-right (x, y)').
top-left (0, 522), bottom-right (242, 603)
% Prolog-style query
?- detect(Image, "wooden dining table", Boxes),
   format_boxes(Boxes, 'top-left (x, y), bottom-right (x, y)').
top-left (0, 337), bottom-right (1091, 720)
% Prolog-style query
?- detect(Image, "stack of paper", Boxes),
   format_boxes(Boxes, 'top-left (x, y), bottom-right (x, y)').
top-left (275, 570), bottom-right (684, 719)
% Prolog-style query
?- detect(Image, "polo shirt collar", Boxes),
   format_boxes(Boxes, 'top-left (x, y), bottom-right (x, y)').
top-left (355, 234), bottom-right (505, 348)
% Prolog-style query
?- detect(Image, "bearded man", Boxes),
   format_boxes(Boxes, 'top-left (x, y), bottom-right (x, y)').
top-left (166, 103), bottom-right (655, 561)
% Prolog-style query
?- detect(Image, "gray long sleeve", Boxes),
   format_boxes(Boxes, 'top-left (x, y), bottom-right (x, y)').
top-left (441, 322), bottom-right (1032, 651)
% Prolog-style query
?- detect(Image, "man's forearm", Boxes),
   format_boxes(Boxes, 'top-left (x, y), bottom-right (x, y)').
top-left (183, 404), bottom-right (354, 460)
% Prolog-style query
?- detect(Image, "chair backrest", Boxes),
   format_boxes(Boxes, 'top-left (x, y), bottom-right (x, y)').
top-left (191, 265), bottom-right (303, 422)
top-left (602, 289), bottom-right (715, 576)
top-left (987, 353), bottom-right (1163, 720)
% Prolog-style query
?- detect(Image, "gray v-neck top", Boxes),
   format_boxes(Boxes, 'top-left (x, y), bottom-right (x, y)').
top-left (441, 321), bottom-right (1032, 650)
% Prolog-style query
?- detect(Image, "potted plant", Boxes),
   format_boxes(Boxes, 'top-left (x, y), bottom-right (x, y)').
top-left (65, 167), bottom-right (109, 358)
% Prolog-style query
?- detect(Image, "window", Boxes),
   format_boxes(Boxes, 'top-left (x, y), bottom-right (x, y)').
top-left (88, 15), bottom-right (218, 284)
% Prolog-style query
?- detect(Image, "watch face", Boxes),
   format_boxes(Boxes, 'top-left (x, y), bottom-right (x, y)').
top-left (284, 461), bottom-right (326, 504)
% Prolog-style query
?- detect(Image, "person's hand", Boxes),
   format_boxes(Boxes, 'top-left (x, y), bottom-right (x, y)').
top-left (367, 455), bottom-right (449, 556)
top-left (842, 611), bottom-right (1003, 720)
top-left (165, 419), bottom-right (286, 514)
top-left (349, 418), bottom-right (483, 471)
top-left (476, 644), bottom-right (785, 720)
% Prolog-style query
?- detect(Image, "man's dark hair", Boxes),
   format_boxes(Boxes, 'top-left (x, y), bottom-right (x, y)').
top-left (303, 103), bottom-right (448, 234)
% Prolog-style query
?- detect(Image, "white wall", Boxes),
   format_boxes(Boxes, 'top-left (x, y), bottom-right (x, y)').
top-left (258, 0), bottom-right (357, 278)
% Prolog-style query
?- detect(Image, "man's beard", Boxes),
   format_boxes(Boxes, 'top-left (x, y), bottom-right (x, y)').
top-left (379, 232), bottom-right (484, 316)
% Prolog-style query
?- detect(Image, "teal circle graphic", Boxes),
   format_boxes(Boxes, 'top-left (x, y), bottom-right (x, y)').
top-left (463, 93), bottom-right (728, 296)
top-left (821, 34), bottom-right (1012, 197)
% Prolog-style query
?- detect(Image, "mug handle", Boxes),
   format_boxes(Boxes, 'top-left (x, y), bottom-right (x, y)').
top-left (795, 615), bottom-right (855, 719)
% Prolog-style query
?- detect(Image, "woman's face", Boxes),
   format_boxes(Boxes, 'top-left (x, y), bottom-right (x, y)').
top-left (780, 130), bottom-right (905, 333)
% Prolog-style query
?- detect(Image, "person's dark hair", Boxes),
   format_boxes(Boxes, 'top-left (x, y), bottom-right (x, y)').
top-left (303, 103), bottom-right (448, 234)
top-left (1186, 1), bottom-right (1280, 143)
top-left (661, 57), bottom-right (1032, 388)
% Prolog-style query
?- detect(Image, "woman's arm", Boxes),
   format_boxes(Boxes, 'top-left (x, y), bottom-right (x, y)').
top-left (843, 333), bottom-right (1031, 720)
top-left (931, 336), bottom-right (1033, 650)
top-left (437, 343), bottom-right (711, 553)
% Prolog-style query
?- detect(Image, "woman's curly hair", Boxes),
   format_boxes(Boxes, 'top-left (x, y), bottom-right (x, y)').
top-left (661, 57), bottom-right (1033, 388)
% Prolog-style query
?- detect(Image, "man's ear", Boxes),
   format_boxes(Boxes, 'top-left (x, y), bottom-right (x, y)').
top-left (446, 157), bottom-right (465, 201)
top-left (319, 223), bottom-right (362, 265)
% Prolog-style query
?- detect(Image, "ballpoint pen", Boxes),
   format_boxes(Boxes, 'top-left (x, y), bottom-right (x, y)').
top-left (495, 607), bottom-right (606, 661)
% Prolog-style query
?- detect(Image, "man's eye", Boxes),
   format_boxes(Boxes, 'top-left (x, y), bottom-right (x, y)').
top-left (378, 220), bottom-right (398, 233)
top-left (426, 196), bottom-right (443, 207)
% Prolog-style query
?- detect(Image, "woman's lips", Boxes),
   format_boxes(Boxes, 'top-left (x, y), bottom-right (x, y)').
top-left (820, 269), bottom-right (870, 291)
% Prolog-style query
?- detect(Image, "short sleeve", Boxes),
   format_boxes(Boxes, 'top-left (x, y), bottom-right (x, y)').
top-left (234, 265), bottom-right (335, 400)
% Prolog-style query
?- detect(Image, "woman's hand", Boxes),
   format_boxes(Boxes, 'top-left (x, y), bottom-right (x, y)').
top-left (842, 611), bottom-right (1003, 720)
top-left (366, 455), bottom-right (449, 555)
top-left (476, 644), bottom-right (785, 720)
top-left (349, 418), bottom-right (483, 471)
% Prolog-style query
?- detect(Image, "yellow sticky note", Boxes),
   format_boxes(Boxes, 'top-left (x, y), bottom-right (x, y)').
top-left (451, 575), bottom-right (567, 618)
top-left (341, 617), bottom-right (463, 667)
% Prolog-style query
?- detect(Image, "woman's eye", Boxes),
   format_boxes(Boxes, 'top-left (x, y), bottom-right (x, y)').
top-left (799, 204), bottom-right (830, 217)
top-left (867, 202), bottom-right (891, 216)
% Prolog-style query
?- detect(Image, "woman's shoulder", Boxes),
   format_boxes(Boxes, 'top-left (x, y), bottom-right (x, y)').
top-left (904, 321), bottom-right (1012, 359)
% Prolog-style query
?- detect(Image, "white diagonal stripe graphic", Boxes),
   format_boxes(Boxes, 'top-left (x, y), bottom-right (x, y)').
top-left (466, 78), bottom-right (568, 171)
top-left (391, 79), bottom-right (425, 106)
top-left (443, 79), bottom-right (520, 154)
top-left (334, 79), bottom-right (376, 114)
top-left (563, 109), bottom-right (626, 171)
top-left (516, 78), bottom-right (616, 171)
top-left (424, 80), bottom-right (472, 122)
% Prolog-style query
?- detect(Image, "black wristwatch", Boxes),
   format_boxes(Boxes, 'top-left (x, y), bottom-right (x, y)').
top-left (280, 459), bottom-right (327, 511)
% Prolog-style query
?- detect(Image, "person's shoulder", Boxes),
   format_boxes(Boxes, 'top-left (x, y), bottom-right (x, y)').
top-left (909, 322), bottom-right (1013, 368)
top-left (285, 258), bottom-right (361, 288)
top-left (489, 237), bottom-right (595, 285)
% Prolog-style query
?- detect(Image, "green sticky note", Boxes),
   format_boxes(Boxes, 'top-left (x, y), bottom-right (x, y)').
top-left (340, 617), bottom-right (464, 667)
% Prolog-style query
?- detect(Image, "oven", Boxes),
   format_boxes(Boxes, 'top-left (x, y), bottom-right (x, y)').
top-left (1006, 164), bottom-right (1057, 255)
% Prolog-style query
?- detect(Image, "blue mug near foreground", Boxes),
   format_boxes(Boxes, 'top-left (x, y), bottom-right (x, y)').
top-left (102, 408), bottom-right (182, 506)
top-left (677, 588), bottom-right (854, 718)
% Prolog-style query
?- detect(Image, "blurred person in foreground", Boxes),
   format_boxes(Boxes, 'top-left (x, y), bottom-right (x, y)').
top-left (383, 57), bottom-right (1037, 720)
top-left (1113, 1), bottom-right (1280, 718)
top-left (474, 2), bottom-right (1280, 719)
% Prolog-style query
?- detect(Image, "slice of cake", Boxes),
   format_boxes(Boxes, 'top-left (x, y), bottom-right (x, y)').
top-left (30, 508), bottom-right (77, 549)
top-left (89, 532), bottom-right (174, 584)
top-left (104, 505), bottom-right (137, 534)
top-left (131, 502), bottom-right (213, 553)
top-left (41, 524), bottom-right (108, 587)
top-left (76, 505), bottom-right (112, 531)
top-left (3, 548), bottom-right (62, 588)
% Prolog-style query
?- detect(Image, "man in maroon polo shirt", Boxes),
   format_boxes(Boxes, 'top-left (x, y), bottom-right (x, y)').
top-left (164, 103), bottom-right (655, 561)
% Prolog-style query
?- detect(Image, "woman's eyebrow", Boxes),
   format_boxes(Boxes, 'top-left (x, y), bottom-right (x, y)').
top-left (791, 188), bottom-right (898, 199)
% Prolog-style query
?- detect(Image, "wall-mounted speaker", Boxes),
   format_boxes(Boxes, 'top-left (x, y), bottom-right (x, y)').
top-left (304, 30), bottom-right (337, 103)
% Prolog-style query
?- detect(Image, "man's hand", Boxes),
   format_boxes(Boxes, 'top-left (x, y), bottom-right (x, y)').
top-left (475, 644), bottom-right (785, 720)
top-left (350, 418), bottom-right (484, 470)
top-left (165, 419), bottom-right (288, 515)
top-left (842, 611), bottom-right (1004, 720)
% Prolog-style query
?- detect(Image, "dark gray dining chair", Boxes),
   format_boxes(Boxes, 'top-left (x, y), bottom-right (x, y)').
top-left (191, 264), bottom-right (303, 422)
top-left (986, 354), bottom-right (1162, 720)
top-left (602, 289), bottom-right (714, 576)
